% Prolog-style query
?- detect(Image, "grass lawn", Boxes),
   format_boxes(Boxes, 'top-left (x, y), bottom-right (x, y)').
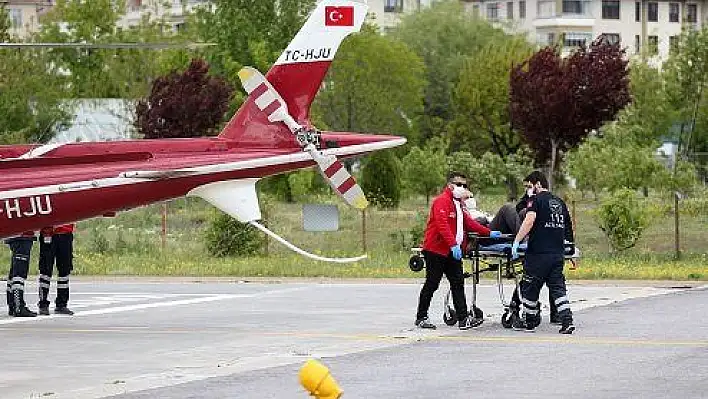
top-left (1, 192), bottom-right (706, 281)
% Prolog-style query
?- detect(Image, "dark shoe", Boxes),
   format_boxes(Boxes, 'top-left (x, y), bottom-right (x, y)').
top-left (54, 307), bottom-right (74, 316)
top-left (512, 317), bottom-right (535, 332)
top-left (38, 307), bottom-right (50, 316)
top-left (559, 321), bottom-right (575, 334)
top-left (8, 308), bottom-right (14, 316)
top-left (550, 314), bottom-right (562, 325)
top-left (415, 316), bottom-right (436, 329)
top-left (459, 315), bottom-right (483, 330)
top-left (13, 306), bottom-right (37, 317)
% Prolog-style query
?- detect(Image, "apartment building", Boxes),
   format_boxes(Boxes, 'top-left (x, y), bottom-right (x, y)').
top-left (1, 0), bottom-right (53, 39)
top-left (119, 0), bottom-right (210, 32)
top-left (465, 0), bottom-right (707, 62)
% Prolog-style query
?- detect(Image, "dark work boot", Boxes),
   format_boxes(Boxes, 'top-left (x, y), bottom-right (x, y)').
top-left (7, 288), bottom-right (15, 316)
top-left (54, 306), bottom-right (74, 316)
top-left (12, 290), bottom-right (36, 317)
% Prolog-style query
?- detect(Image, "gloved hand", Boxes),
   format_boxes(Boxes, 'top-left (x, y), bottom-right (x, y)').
top-left (511, 241), bottom-right (520, 259)
top-left (451, 244), bottom-right (462, 261)
top-left (490, 230), bottom-right (502, 238)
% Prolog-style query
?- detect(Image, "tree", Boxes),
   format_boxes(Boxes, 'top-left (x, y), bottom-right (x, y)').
top-left (595, 188), bottom-right (652, 252)
top-left (664, 27), bottom-right (708, 183)
top-left (360, 150), bottom-right (403, 208)
top-left (37, 0), bottom-right (191, 99)
top-left (192, 0), bottom-right (315, 86)
top-left (510, 39), bottom-right (631, 189)
top-left (452, 36), bottom-right (534, 197)
top-left (313, 25), bottom-right (426, 139)
top-left (392, 0), bottom-right (511, 143)
top-left (402, 138), bottom-right (448, 204)
top-left (135, 58), bottom-right (233, 139)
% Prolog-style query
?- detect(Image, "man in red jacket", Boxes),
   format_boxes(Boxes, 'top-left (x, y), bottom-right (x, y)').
top-left (37, 223), bottom-right (75, 315)
top-left (415, 172), bottom-right (502, 330)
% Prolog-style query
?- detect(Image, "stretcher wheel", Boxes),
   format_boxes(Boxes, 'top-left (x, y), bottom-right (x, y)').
top-left (443, 307), bottom-right (457, 326)
top-left (471, 306), bottom-right (483, 319)
top-left (409, 255), bottom-right (425, 272)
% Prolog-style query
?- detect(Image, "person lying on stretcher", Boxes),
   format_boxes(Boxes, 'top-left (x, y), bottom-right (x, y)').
top-left (461, 187), bottom-right (580, 263)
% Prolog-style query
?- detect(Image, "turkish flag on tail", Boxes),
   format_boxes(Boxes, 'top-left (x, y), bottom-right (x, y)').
top-left (325, 6), bottom-right (354, 26)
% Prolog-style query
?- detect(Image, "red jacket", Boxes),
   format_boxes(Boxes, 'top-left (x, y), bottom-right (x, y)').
top-left (422, 187), bottom-right (491, 257)
top-left (41, 224), bottom-right (75, 236)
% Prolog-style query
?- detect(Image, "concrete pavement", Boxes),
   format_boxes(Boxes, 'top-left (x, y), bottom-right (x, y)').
top-left (0, 279), bottom-right (704, 398)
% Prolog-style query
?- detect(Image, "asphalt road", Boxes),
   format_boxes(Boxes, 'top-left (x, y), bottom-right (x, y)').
top-left (0, 279), bottom-right (704, 399)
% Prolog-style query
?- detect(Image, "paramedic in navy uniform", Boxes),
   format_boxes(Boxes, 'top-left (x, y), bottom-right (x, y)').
top-left (511, 171), bottom-right (576, 334)
top-left (415, 171), bottom-right (502, 330)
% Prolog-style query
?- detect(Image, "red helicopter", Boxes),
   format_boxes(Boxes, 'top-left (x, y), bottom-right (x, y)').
top-left (0, 0), bottom-right (405, 262)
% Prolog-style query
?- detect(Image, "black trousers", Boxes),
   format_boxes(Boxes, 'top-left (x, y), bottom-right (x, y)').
top-left (416, 250), bottom-right (467, 321)
top-left (38, 233), bottom-right (73, 308)
top-left (519, 253), bottom-right (573, 324)
top-left (6, 238), bottom-right (34, 310)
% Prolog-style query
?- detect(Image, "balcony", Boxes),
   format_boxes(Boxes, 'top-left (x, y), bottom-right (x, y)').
top-left (533, 0), bottom-right (594, 28)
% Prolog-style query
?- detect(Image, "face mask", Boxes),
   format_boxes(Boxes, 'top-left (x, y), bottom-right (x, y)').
top-left (465, 197), bottom-right (477, 210)
top-left (526, 188), bottom-right (535, 197)
top-left (452, 185), bottom-right (466, 199)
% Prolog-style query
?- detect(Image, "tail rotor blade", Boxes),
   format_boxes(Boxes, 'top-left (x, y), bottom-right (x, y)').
top-left (237, 67), bottom-right (301, 132)
top-left (307, 146), bottom-right (368, 210)
top-left (238, 66), bottom-right (369, 210)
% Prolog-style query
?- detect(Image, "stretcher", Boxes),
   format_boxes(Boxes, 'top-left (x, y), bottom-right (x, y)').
top-left (408, 232), bottom-right (579, 328)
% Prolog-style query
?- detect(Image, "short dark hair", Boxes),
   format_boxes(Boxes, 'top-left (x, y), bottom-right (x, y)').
top-left (447, 171), bottom-right (467, 182)
top-left (524, 170), bottom-right (548, 188)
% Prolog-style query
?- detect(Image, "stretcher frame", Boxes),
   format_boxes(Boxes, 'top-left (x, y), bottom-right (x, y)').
top-left (408, 233), bottom-right (578, 327)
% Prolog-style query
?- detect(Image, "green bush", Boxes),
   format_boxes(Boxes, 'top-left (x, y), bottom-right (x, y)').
top-left (204, 211), bottom-right (265, 257)
top-left (361, 151), bottom-right (402, 208)
top-left (595, 189), bottom-right (653, 252)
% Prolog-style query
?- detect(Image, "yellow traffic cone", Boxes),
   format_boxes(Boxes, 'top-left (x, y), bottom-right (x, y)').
top-left (299, 359), bottom-right (343, 399)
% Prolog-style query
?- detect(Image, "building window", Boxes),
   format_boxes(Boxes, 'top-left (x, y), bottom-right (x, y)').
top-left (634, 34), bottom-right (640, 53)
top-left (635, 1), bottom-right (640, 21)
top-left (648, 35), bottom-right (658, 55)
top-left (563, 0), bottom-right (583, 14)
top-left (507, 2), bottom-right (514, 19)
top-left (8, 9), bottom-right (22, 28)
top-left (519, 0), bottom-right (526, 18)
top-left (547, 32), bottom-right (556, 46)
top-left (602, 0), bottom-right (620, 19)
top-left (564, 32), bottom-right (592, 48)
top-left (648, 2), bottom-right (658, 21)
top-left (669, 36), bottom-right (679, 54)
top-left (669, 3), bottom-right (679, 22)
top-left (487, 3), bottom-right (499, 21)
top-left (601, 33), bottom-right (621, 45)
top-left (384, 0), bottom-right (403, 13)
top-left (538, 0), bottom-right (555, 18)
top-left (687, 4), bottom-right (697, 23)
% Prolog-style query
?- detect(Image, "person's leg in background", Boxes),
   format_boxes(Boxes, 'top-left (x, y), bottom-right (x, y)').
top-left (415, 251), bottom-right (446, 329)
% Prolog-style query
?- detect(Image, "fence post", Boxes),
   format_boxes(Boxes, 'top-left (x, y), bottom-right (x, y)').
top-left (674, 192), bottom-right (681, 260)
top-left (362, 209), bottom-right (367, 252)
top-left (161, 202), bottom-right (167, 249)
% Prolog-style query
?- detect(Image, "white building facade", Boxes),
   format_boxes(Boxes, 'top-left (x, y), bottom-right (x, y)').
top-left (464, 0), bottom-right (707, 62)
top-left (1, 0), bottom-right (53, 39)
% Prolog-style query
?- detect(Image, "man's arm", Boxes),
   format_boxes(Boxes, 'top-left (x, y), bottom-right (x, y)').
top-left (462, 211), bottom-right (491, 236)
top-left (431, 199), bottom-right (457, 248)
top-left (514, 211), bottom-right (536, 243)
top-left (563, 205), bottom-right (574, 243)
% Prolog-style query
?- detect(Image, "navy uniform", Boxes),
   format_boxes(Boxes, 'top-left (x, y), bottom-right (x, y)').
top-left (517, 191), bottom-right (575, 333)
top-left (37, 224), bottom-right (75, 315)
top-left (5, 231), bottom-right (38, 317)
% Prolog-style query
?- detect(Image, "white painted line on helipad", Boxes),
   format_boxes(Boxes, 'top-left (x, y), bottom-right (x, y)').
top-left (0, 286), bottom-right (310, 326)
